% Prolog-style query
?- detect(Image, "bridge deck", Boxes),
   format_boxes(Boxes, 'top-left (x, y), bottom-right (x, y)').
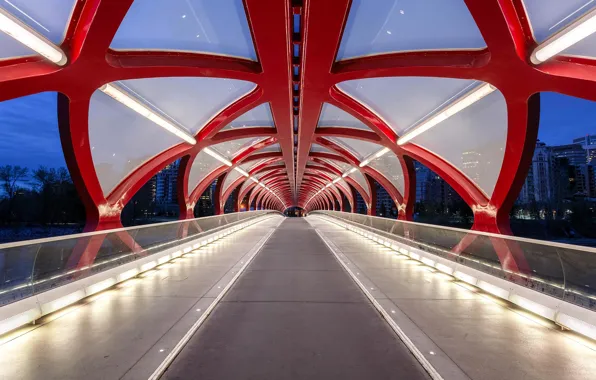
top-left (162, 218), bottom-right (429, 379)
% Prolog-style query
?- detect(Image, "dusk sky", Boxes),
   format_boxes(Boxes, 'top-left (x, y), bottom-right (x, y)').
top-left (0, 91), bottom-right (593, 171)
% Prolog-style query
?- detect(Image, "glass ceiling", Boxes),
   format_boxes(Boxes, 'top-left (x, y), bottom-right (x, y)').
top-left (367, 151), bottom-right (405, 195)
top-left (111, 0), bottom-right (257, 60)
top-left (310, 143), bottom-right (335, 154)
top-left (89, 89), bottom-right (181, 195)
top-left (346, 169), bottom-right (369, 197)
top-left (222, 167), bottom-right (243, 195)
top-left (409, 89), bottom-right (507, 197)
top-left (317, 103), bottom-right (371, 130)
top-left (210, 137), bottom-right (265, 159)
top-left (336, 0), bottom-right (485, 60)
top-left (327, 137), bottom-right (383, 161)
top-left (119, 77), bottom-right (256, 135)
top-left (321, 158), bottom-right (352, 173)
top-left (188, 149), bottom-right (221, 195)
top-left (337, 77), bottom-right (476, 136)
top-left (523, 0), bottom-right (596, 58)
top-left (220, 103), bottom-right (275, 131)
top-left (0, 0), bottom-right (77, 60)
top-left (257, 143), bottom-right (281, 153)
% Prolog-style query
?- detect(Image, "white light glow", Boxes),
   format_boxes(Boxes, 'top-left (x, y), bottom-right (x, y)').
top-left (557, 313), bottom-right (596, 341)
top-left (454, 271), bottom-right (478, 285)
top-left (86, 278), bottom-right (116, 295)
top-left (0, 8), bottom-right (67, 65)
top-left (510, 294), bottom-right (556, 320)
top-left (202, 147), bottom-right (232, 166)
top-left (234, 167), bottom-right (250, 177)
top-left (532, 8), bottom-right (596, 64)
top-left (477, 281), bottom-right (509, 299)
top-left (249, 177), bottom-right (259, 183)
top-left (100, 84), bottom-right (196, 145)
top-left (0, 308), bottom-right (41, 336)
top-left (397, 83), bottom-right (495, 145)
top-left (359, 147), bottom-right (390, 167)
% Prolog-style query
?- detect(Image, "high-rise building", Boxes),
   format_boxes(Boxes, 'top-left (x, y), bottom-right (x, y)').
top-left (156, 159), bottom-right (180, 205)
top-left (550, 143), bottom-right (586, 166)
top-left (375, 181), bottom-right (395, 217)
top-left (573, 135), bottom-right (596, 164)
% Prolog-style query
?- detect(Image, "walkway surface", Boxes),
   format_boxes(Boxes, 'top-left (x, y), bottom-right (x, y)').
top-left (307, 216), bottom-right (596, 380)
top-left (162, 218), bottom-right (429, 379)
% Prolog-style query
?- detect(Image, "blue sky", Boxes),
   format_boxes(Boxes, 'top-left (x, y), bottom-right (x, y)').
top-left (0, 91), bottom-right (593, 171)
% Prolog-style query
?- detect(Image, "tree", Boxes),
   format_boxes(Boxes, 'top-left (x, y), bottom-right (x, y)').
top-left (0, 165), bottom-right (28, 199)
top-left (0, 165), bottom-right (28, 223)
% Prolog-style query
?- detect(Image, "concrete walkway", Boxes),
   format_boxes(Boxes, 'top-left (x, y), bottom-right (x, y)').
top-left (162, 218), bottom-right (429, 379)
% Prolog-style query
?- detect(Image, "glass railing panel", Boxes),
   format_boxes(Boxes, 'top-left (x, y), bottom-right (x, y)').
top-left (312, 211), bottom-right (596, 311)
top-left (0, 211), bottom-right (278, 306)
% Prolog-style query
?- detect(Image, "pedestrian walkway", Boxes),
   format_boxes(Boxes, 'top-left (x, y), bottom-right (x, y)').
top-left (162, 218), bottom-right (429, 379)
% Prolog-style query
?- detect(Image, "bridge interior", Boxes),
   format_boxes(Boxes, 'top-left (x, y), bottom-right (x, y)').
top-left (1, 0), bottom-right (596, 379)
top-left (1, 215), bottom-right (596, 380)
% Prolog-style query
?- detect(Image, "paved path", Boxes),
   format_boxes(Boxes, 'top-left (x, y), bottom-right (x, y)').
top-left (163, 218), bottom-right (429, 380)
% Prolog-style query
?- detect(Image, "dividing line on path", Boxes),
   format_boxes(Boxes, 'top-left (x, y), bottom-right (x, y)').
top-left (148, 217), bottom-right (284, 380)
top-left (309, 220), bottom-right (445, 380)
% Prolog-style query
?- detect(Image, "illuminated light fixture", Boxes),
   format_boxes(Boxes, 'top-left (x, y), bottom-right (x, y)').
top-left (259, 183), bottom-right (266, 188)
top-left (100, 84), bottom-right (196, 145)
top-left (359, 147), bottom-right (390, 167)
top-left (325, 183), bottom-right (332, 188)
top-left (203, 147), bottom-right (232, 166)
top-left (0, 8), bottom-right (67, 65)
top-left (342, 167), bottom-right (358, 177)
top-left (332, 177), bottom-right (341, 184)
top-left (531, 8), bottom-right (596, 64)
top-left (249, 177), bottom-right (259, 183)
top-left (397, 83), bottom-right (495, 146)
top-left (234, 167), bottom-right (250, 177)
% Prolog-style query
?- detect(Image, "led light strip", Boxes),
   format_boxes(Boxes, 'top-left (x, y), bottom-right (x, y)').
top-left (359, 147), bottom-right (390, 167)
top-left (532, 7), bottom-right (596, 64)
top-left (100, 84), bottom-right (196, 145)
top-left (203, 147), bottom-right (232, 166)
top-left (0, 8), bottom-right (67, 65)
top-left (397, 83), bottom-right (495, 146)
top-left (316, 213), bottom-right (596, 343)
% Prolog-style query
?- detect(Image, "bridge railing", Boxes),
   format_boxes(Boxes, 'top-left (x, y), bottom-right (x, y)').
top-left (0, 211), bottom-right (279, 308)
top-left (311, 210), bottom-right (596, 340)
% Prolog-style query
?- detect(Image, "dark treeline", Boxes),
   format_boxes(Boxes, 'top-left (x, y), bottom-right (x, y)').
top-left (0, 165), bottom-right (85, 240)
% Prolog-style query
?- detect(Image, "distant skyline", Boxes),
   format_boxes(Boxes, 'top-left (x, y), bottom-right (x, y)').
top-left (0, 91), bottom-right (593, 171)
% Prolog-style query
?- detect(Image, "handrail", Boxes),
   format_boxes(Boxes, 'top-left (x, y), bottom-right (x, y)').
top-left (0, 210), bottom-right (283, 249)
top-left (311, 210), bottom-right (596, 253)
top-left (312, 210), bottom-right (596, 313)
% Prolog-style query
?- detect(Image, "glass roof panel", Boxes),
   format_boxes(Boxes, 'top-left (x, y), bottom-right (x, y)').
top-left (187, 149), bottom-right (221, 195)
top-left (337, 77), bottom-right (476, 136)
top-left (221, 103), bottom-right (275, 131)
top-left (222, 168), bottom-right (243, 195)
top-left (119, 77), bottom-right (256, 135)
top-left (111, 0), bottom-right (257, 60)
top-left (327, 137), bottom-right (383, 161)
top-left (368, 151), bottom-right (405, 195)
top-left (89, 90), bottom-right (180, 196)
top-left (337, 0), bottom-right (485, 60)
top-left (335, 178), bottom-right (352, 198)
top-left (321, 158), bottom-right (352, 173)
top-left (317, 103), bottom-right (371, 130)
top-left (210, 137), bottom-right (263, 159)
top-left (409, 90), bottom-right (507, 197)
top-left (347, 169), bottom-right (369, 197)
top-left (0, 0), bottom-right (77, 60)
top-left (257, 143), bottom-right (281, 153)
top-left (523, 0), bottom-right (596, 58)
top-left (310, 143), bottom-right (335, 153)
